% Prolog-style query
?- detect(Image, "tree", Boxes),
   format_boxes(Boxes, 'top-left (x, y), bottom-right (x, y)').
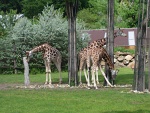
top-left (0, 10), bottom-right (17, 39)
top-left (77, 0), bottom-right (107, 29)
top-left (115, 0), bottom-right (139, 28)
top-left (0, 5), bottom-right (87, 74)
top-left (0, 0), bottom-right (22, 13)
top-left (66, 0), bottom-right (79, 86)
top-left (104, 0), bottom-right (115, 85)
top-left (22, 0), bottom-right (53, 18)
top-left (133, 0), bottom-right (150, 92)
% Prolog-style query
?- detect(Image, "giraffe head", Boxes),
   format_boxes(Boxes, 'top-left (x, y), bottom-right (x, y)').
top-left (114, 28), bottom-right (127, 37)
top-left (26, 51), bottom-right (33, 62)
top-left (111, 69), bottom-right (119, 80)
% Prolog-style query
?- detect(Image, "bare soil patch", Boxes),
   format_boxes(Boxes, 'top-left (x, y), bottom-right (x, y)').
top-left (0, 83), bottom-right (132, 90)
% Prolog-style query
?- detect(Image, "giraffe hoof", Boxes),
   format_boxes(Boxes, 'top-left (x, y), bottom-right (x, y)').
top-left (79, 82), bottom-right (82, 85)
top-left (87, 87), bottom-right (90, 89)
top-left (95, 87), bottom-right (98, 90)
top-left (44, 81), bottom-right (49, 85)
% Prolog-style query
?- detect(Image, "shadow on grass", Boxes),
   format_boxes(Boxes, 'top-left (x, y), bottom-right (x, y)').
top-left (116, 73), bottom-right (134, 85)
top-left (103, 110), bottom-right (150, 113)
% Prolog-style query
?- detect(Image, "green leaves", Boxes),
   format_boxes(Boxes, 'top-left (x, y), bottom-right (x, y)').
top-left (0, 5), bottom-right (88, 73)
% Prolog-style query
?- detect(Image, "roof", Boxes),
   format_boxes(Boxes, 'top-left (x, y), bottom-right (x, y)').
top-left (82, 28), bottom-right (150, 47)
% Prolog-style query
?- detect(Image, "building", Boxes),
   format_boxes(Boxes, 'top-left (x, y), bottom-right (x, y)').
top-left (83, 28), bottom-right (150, 50)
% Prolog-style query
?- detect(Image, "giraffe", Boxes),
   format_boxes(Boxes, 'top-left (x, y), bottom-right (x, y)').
top-left (79, 28), bottom-right (126, 84)
top-left (89, 47), bottom-right (119, 89)
top-left (26, 43), bottom-right (62, 85)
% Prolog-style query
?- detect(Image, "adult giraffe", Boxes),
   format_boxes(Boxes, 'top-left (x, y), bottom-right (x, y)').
top-left (26, 43), bottom-right (62, 85)
top-left (79, 28), bottom-right (126, 84)
top-left (89, 47), bottom-right (119, 89)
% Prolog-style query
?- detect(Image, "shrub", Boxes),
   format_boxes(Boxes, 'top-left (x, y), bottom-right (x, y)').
top-left (114, 47), bottom-right (135, 54)
top-left (0, 5), bottom-right (89, 74)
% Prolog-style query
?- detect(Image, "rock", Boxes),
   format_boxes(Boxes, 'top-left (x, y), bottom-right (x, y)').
top-left (114, 58), bottom-right (117, 63)
top-left (123, 59), bottom-right (129, 65)
top-left (127, 61), bottom-right (135, 70)
top-left (125, 55), bottom-right (133, 61)
top-left (117, 56), bottom-right (124, 61)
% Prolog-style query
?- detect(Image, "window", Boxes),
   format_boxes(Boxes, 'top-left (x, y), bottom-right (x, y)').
top-left (128, 31), bottom-right (135, 45)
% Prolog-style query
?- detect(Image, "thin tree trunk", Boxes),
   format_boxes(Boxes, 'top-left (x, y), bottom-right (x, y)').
top-left (66, 0), bottom-right (78, 86)
top-left (133, 0), bottom-right (142, 90)
top-left (147, 0), bottom-right (150, 91)
top-left (13, 40), bottom-right (17, 74)
top-left (104, 0), bottom-right (114, 86)
top-left (133, 0), bottom-right (147, 91)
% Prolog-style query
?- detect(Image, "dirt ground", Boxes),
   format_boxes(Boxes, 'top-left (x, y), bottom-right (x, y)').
top-left (0, 83), bottom-right (19, 90)
top-left (0, 83), bottom-right (132, 90)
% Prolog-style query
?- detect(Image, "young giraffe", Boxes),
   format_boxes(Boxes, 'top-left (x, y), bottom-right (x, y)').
top-left (89, 47), bottom-right (119, 89)
top-left (79, 28), bottom-right (126, 84)
top-left (26, 43), bottom-right (62, 85)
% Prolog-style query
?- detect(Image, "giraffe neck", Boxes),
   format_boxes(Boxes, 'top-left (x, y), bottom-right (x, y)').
top-left (29, 43), bottom-right (48, 56)
top-left (88, 38), bottom-right (106, 49)
top-left (101, 48), bottom-right (114, 69)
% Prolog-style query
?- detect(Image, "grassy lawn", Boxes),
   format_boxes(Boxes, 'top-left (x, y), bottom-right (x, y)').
top-left (0, 67), bottom-right (150, 113)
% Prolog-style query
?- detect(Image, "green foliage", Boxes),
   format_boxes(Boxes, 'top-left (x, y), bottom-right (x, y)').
top-left (0, 0), bottom-right (140, 29)
top-left (77, 0), bottom-right (107, 29)
top-left (0, 5), bottom-right (89, 74)
top-left (0, 10), bottom-right (17, 39)
top-left (114, 47), bottom-right (135, 54)
top-left (115, 0), bottom-right (139, 28)
top-left (22, 0), bottom-right (53, 18)
top-left (0, 0), bottom-right (22, 13)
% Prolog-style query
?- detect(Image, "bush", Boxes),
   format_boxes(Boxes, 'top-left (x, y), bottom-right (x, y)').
top-left (114, 47), bottom-right (135, 54)
top-left (0, 5), bottom-right (89, 74)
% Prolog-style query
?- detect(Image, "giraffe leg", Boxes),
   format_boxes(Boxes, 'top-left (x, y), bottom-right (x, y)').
top-left (86, 56), bottom-right (91, 87)
top-left (54, 58), bottom-right (62, 84)
top-left (79, 60), bottom-right (83, 85)
top-left (45, 72), bottom-right (49, 85)
top-left (87, 67), bottom-right (91, 87)
top-left (79, 69), bottom-right (82, 85)
top-left (99, 65), bottom-right (113, 87)
top-left (96, 66), bottom-right (99, 84)
top-left (83, 68), bottom-right (88, 83)
top-left (44, 60), bottom-right (49, 85)
top-left (92, 66), bottom-right (98, 89)
top-left (47, 63), bottom-right (51, 85)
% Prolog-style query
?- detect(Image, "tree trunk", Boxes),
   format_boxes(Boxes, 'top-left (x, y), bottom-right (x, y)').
top-left (133, 0), bottom-right (148, 91)
top-left (147, 0), bottom-right (150, 91)
top-left (66, 0), bottom-right (78, 86)
top-left (104, 0), bottom-right (114, 86)
top-left (12, 40), bottom-right (17, 74)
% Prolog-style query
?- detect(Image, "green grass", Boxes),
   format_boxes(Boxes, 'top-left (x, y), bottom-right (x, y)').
top-left (0, 89), bottom-right (150, 113)
top-left (1, 67), bottom-right (150, 113)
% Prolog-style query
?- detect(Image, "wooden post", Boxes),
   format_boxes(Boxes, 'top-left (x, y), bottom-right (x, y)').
top-left (23, 57), bottom-right (30, 86)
